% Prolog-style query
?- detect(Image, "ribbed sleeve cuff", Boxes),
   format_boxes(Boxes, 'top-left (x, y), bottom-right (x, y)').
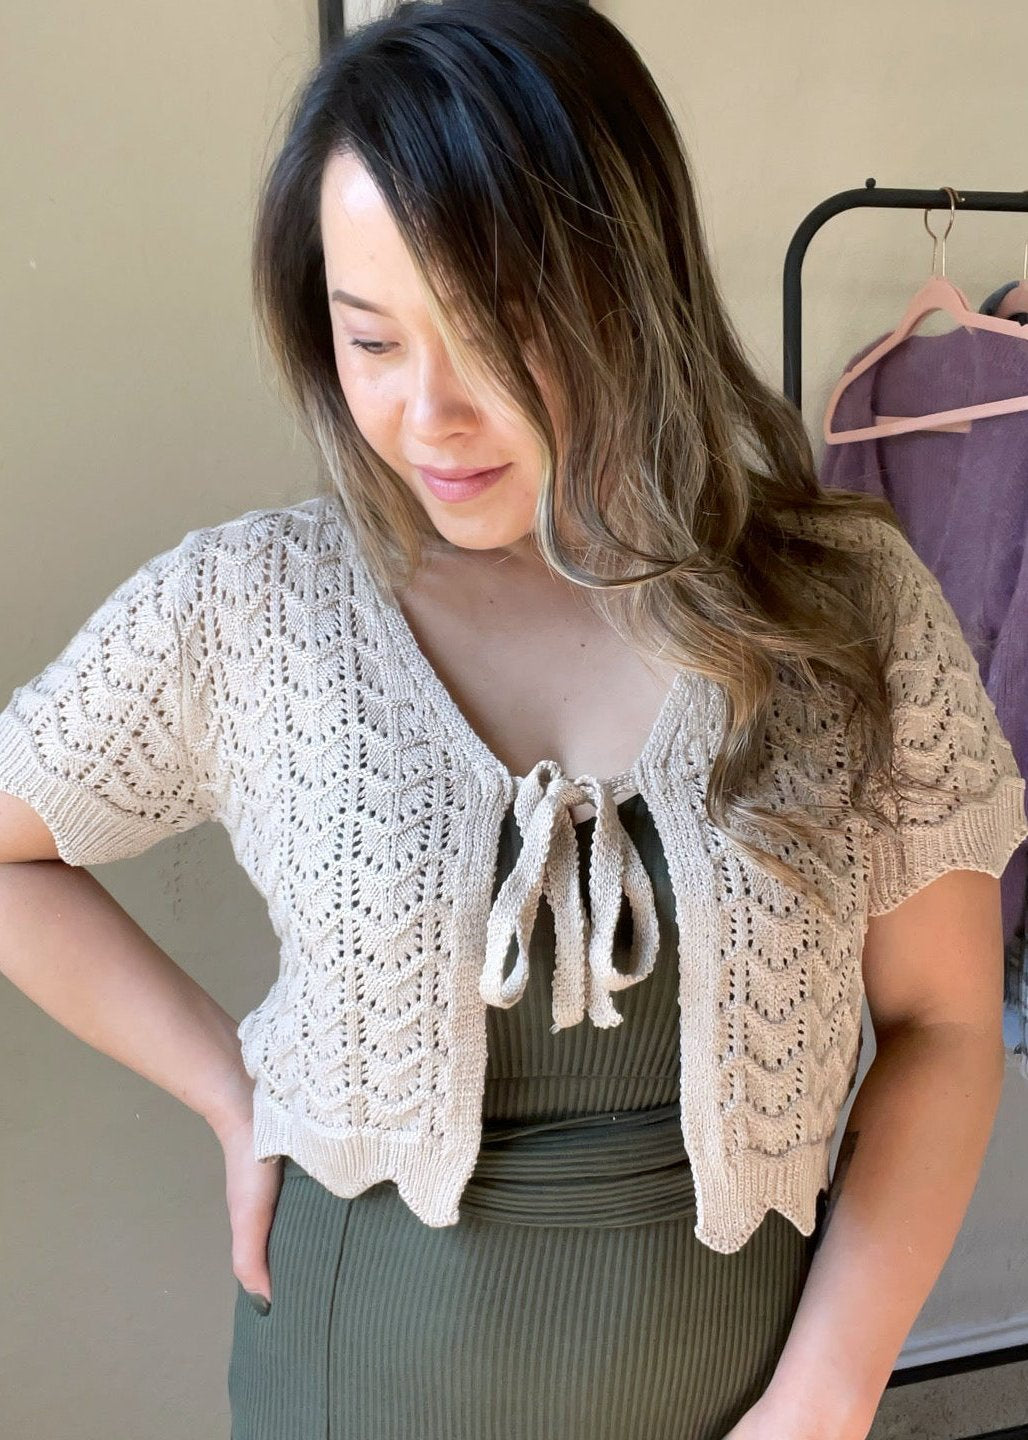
top-left (0, 709), bottom-right (178, 867)
top-left (867, 776), bottom-right (1028, 916)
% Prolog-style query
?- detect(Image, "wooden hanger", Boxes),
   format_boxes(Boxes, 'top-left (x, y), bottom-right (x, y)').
top-left (823, 185), bottom-right (1028, 444)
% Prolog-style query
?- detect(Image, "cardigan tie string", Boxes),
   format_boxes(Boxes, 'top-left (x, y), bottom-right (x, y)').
top-left (479, 760), bottom-right (660, 1032)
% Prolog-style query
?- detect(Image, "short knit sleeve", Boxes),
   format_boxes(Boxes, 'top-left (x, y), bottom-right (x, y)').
top-left (865, 523), bottom-right (1028, 916)
top-left (0, 527), bottom-right (218, 867)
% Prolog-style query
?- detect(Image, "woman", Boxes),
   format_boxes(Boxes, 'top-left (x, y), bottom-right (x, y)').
top-left (0, 2), bottom-right (1024, 1438)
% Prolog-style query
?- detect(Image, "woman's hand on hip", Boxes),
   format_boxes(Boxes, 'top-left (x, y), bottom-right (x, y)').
top-left (218, 1109), bottom-right (283, 1310)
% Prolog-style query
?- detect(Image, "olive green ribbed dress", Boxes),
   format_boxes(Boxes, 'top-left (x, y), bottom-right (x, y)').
top-left (227, 791), bottom-right (826, 1440)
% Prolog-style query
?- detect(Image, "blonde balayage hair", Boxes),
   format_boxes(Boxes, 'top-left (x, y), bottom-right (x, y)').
top-left (251, 0), bottom-right (935, 912)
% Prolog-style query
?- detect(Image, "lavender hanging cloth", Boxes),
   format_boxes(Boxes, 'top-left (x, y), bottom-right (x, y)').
top-left (817, 322), bottom-right (1028, 1075)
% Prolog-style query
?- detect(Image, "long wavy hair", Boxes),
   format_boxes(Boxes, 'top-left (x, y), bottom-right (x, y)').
top-left (251, 0), bottom-right (934, 911)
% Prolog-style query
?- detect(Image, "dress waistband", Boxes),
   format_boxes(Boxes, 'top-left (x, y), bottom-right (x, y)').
top-left (459, 1100), bottom-right (695, 1228)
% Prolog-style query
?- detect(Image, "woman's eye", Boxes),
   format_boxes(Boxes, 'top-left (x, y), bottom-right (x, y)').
top-left (349, 339), bottom-right (394, 355)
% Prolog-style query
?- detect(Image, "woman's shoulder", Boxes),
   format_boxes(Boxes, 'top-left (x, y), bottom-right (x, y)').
top-left (159, 493), bottom-right (361, 599)
top-left (184, 490), bottom-right (356, 557)
top-left (145, 492), bottom-right (366, 634)
top-left (786, 504), bottom-right (938, 621)
top-left (787, 502), bottom-right (911, 561)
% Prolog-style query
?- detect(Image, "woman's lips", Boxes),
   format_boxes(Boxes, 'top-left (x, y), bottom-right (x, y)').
top-left (416, 464), bottom-right (511, 501)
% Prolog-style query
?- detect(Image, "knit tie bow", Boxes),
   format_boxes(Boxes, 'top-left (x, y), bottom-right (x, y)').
top-left (479, 760), bottom-right (660, 1033)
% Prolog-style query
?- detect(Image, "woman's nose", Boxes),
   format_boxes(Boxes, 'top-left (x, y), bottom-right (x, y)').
top-left (406, 350), bottom-right (486, 429)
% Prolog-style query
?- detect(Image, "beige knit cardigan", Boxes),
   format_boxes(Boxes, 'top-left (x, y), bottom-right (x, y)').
top-left (1, 494), bottom-right (1024, 1253)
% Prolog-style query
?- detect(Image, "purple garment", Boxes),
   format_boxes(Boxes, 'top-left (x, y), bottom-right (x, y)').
top-left (817, 324), bottom-right (1028, 950)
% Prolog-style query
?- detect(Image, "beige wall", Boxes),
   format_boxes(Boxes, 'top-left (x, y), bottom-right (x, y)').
top-left (2, 1), bottom-right (1026, 1433)
top-left (1, 4), bottom-right (322, 1436)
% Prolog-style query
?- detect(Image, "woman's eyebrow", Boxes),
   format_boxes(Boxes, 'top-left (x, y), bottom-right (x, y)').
top-left (331, 288), bottom-right (394, 318)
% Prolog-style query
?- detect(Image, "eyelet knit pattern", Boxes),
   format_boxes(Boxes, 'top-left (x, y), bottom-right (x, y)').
top-left (0, 494), bottom-right (1024, 1253)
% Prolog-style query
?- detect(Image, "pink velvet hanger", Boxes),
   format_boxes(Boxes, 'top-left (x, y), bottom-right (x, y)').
top-left (823, 186), bottom-right (1028, 445)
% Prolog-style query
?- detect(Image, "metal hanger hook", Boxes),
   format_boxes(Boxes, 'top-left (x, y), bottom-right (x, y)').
top-left (923, 185), bottom-right (963, 277)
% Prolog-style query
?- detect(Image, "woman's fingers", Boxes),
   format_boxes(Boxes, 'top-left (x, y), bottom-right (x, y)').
top-left (219, 1113), bottom-right (284, 1307)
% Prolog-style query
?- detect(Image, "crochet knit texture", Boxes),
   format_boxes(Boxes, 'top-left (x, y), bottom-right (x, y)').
top-left (0, 494), bottom-right (1025, 1253)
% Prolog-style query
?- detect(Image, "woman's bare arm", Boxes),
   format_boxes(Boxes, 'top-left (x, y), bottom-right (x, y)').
top-left (0, 792), bottom-right (254, 1144)
top-left (751, 868), bottom-right (1008, 1440)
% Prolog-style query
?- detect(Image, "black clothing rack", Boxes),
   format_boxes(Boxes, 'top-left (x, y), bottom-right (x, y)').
top-left (311, 15), bottom-right (1028, 1416)
top-left (783, 179), bottom-right (1028, 409)
top-left (319, 0), bottom-right (343, 53)
top-left (784, 179), bottom-right (1028, 1430)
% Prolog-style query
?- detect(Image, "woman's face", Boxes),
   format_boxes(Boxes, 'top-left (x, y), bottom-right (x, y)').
top-left (320, 149), bottom-right (550, 557)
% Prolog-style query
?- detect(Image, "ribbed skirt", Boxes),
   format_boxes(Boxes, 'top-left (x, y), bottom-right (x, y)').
top-left (227, 1100), bottom-right (825, 1440)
